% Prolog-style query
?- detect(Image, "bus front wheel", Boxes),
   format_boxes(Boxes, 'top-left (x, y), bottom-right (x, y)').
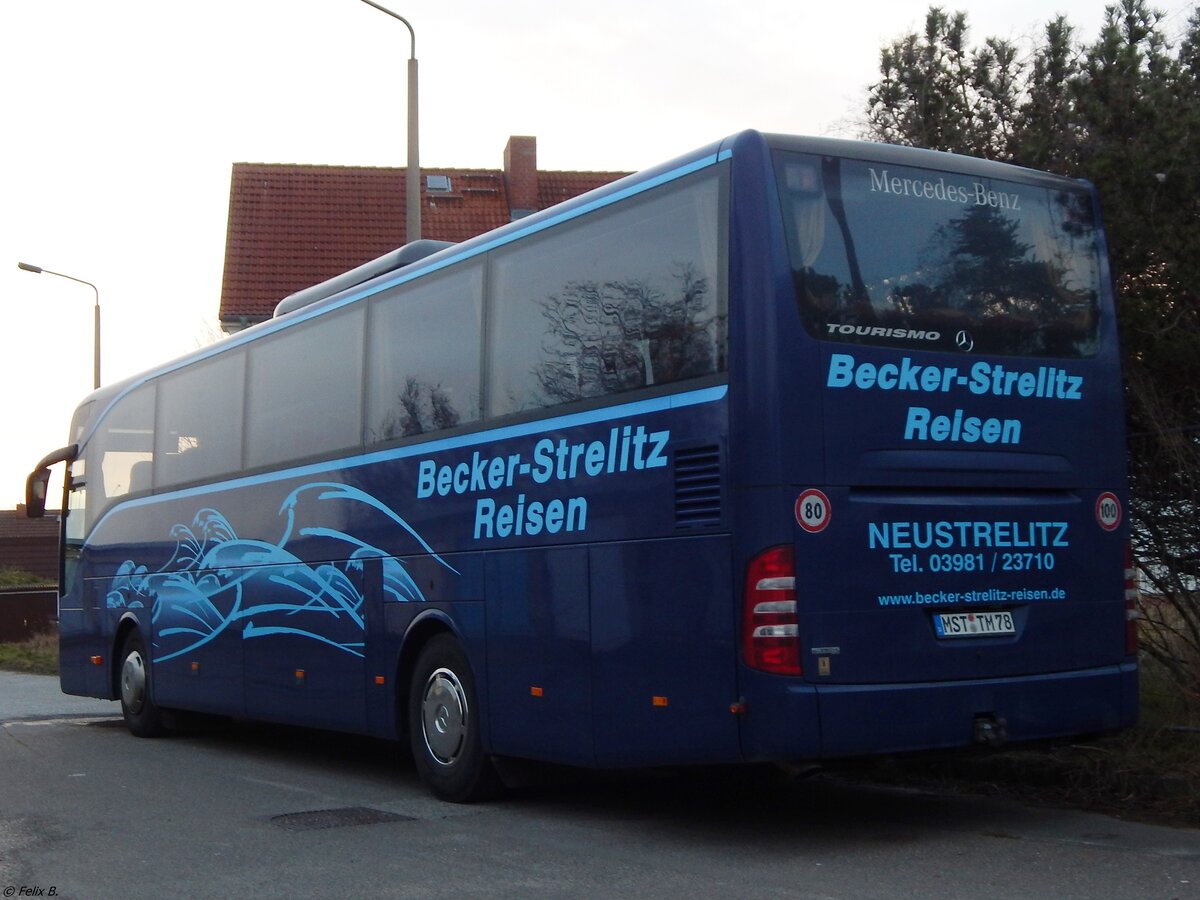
top-left (408, 635), bottom-right (499, 802)
top-left (118, 632), bottom-right (170, 738)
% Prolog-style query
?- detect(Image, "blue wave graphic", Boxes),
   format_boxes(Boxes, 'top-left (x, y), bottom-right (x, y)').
top-left (106, 482), bottom-right (455, 662)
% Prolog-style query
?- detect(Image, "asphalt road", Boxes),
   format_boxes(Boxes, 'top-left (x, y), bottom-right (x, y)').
top-left (1, 672), bottom-right (1197, 899)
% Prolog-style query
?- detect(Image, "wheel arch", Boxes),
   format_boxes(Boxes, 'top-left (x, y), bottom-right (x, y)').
top-left (111, 612), bottom-right (146, 700)
top-left (394, 609), bottom-right (461, 738)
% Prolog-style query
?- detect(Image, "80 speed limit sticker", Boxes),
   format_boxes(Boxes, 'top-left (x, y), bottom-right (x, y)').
top-left (795, 489), bottom-right (831, 533)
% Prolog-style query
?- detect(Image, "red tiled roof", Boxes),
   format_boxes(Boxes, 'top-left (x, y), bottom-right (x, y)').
top-left (0, 509), bottom-right (60, 541)
top-left (538, 171), bottom-right (626, 209)
top-left (219, 158), bottom-right (628, 325)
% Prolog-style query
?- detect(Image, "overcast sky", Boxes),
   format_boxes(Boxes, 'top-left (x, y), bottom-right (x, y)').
top-left (1, 0), bottom-right (1193, 511)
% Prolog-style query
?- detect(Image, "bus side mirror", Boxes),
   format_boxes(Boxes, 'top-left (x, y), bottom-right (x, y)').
top-left (24, 444), bottom-right (79, 519)
top-left (26, 467), bottom-right (52, 518)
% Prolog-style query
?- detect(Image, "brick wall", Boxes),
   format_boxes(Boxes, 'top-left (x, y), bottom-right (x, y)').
top-left (503, 135), bottom-right (538, 219)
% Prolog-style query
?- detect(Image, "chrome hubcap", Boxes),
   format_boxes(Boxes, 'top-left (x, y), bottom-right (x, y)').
top-left (421, 667), bottom-right (468, 766)
top-left (120, 649), bottom-right (147, 714)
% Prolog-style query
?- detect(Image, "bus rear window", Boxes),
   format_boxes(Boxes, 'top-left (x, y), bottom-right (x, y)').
top-left (774, 152), bottom-right (1101, 358)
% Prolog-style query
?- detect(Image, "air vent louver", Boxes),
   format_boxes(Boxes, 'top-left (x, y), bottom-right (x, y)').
top-left (674, 446), bottom-right (722, 528)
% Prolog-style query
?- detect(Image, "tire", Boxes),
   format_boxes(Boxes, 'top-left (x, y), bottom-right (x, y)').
top-left (408, 634), bottom-right (500, 803)
top-left (118, 631), bottom-right (170, 738)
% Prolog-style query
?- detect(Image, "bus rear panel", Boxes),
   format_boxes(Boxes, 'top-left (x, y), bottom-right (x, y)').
top-left (732, 135), bottom-right (1134, 760)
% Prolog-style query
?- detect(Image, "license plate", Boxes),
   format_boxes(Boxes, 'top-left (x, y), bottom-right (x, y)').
top-left (933, 611), bottom-right (1015, 638)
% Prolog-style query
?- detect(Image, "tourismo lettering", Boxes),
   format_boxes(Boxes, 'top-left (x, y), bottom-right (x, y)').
top-left (825, 324), bottom-right (940, 342)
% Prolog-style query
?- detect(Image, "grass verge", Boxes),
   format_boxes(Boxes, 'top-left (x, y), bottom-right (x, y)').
top-left (0, 630), bottom-right (59, 676)
top-left (858, 659), bottom-right (1200, 827)
top-left (0, 566), bottom-right (51, 588)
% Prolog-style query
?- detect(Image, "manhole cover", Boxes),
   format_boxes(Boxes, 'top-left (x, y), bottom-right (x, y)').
top-left (271, 807), bottom-right (414, 831)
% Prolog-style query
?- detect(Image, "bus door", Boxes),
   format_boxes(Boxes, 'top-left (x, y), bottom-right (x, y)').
top-left (59, 458), bottom-right (108, 698)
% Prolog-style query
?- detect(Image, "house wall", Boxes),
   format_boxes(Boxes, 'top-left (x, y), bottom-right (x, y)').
top-left (0, 589), bottom-right (56, 642)
top-left (0, 510), bottom-right (59, 582)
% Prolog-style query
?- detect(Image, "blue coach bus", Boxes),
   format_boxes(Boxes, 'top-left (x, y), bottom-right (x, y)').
top-left (27, 130), bottom-right (1137, 801)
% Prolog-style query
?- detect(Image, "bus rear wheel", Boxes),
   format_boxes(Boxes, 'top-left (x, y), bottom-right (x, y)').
top-left (408, 635), bottom-right (499, 803)
top-left (118, 631), bottom-right (170, 738)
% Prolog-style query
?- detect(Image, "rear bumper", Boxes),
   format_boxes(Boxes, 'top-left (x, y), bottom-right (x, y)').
top-left (741, 662), bottom-right (1137, 761)
top-left (814, 662), bottom-right (1137, 757)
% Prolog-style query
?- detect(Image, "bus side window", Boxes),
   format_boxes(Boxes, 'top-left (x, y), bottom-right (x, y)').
top-left (90, 382), bottom-right (156, 516)
top-left (365, 264), bottom-right (484, 444)
top-left (245, 307), bottom-right (364, 470)
top-left (487, 171), bottom-right (725, 417)
top-left (155, 351), bottom-right (246, 490)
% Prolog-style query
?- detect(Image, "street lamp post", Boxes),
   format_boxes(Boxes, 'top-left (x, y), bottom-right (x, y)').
top-left (18, 261), bottom-right (101, 390)
top-left (359, 0), bottom-right (421, 241)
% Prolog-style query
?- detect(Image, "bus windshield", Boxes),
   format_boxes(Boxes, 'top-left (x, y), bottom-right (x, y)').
top-left (775, 152), bottom-right (1101, 358)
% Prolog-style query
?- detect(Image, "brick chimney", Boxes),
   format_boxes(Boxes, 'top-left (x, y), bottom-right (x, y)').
top-left (503, 136), bottom-right (538, 220)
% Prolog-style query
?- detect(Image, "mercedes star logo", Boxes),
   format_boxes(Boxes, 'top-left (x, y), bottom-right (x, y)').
top-left (955, 330), bottom-right (975, 352)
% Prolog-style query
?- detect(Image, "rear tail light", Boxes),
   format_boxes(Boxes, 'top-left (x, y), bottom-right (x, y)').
top-left (1124, 542), bottom-right (1139, 656)
top-left (743, 545), bottom-right (801, 675)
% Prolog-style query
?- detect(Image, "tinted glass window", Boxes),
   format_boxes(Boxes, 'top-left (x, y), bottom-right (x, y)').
top-left (88, 383), bottom-right (156, 509)
top-left (64, 464), bottom-right (86, 585)
top-left (488, 170), bottom-right (726, 416)
top-left (775, 152), bottom-right (1101, 358)
top-left (155, 350), bottom-right (246, 488)
top-left (245, 306), bottom-right (365, 468)
top-left (68, 400), bottom-right (94, 446)
top-left (365, 265), bottom-right (483, 443)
